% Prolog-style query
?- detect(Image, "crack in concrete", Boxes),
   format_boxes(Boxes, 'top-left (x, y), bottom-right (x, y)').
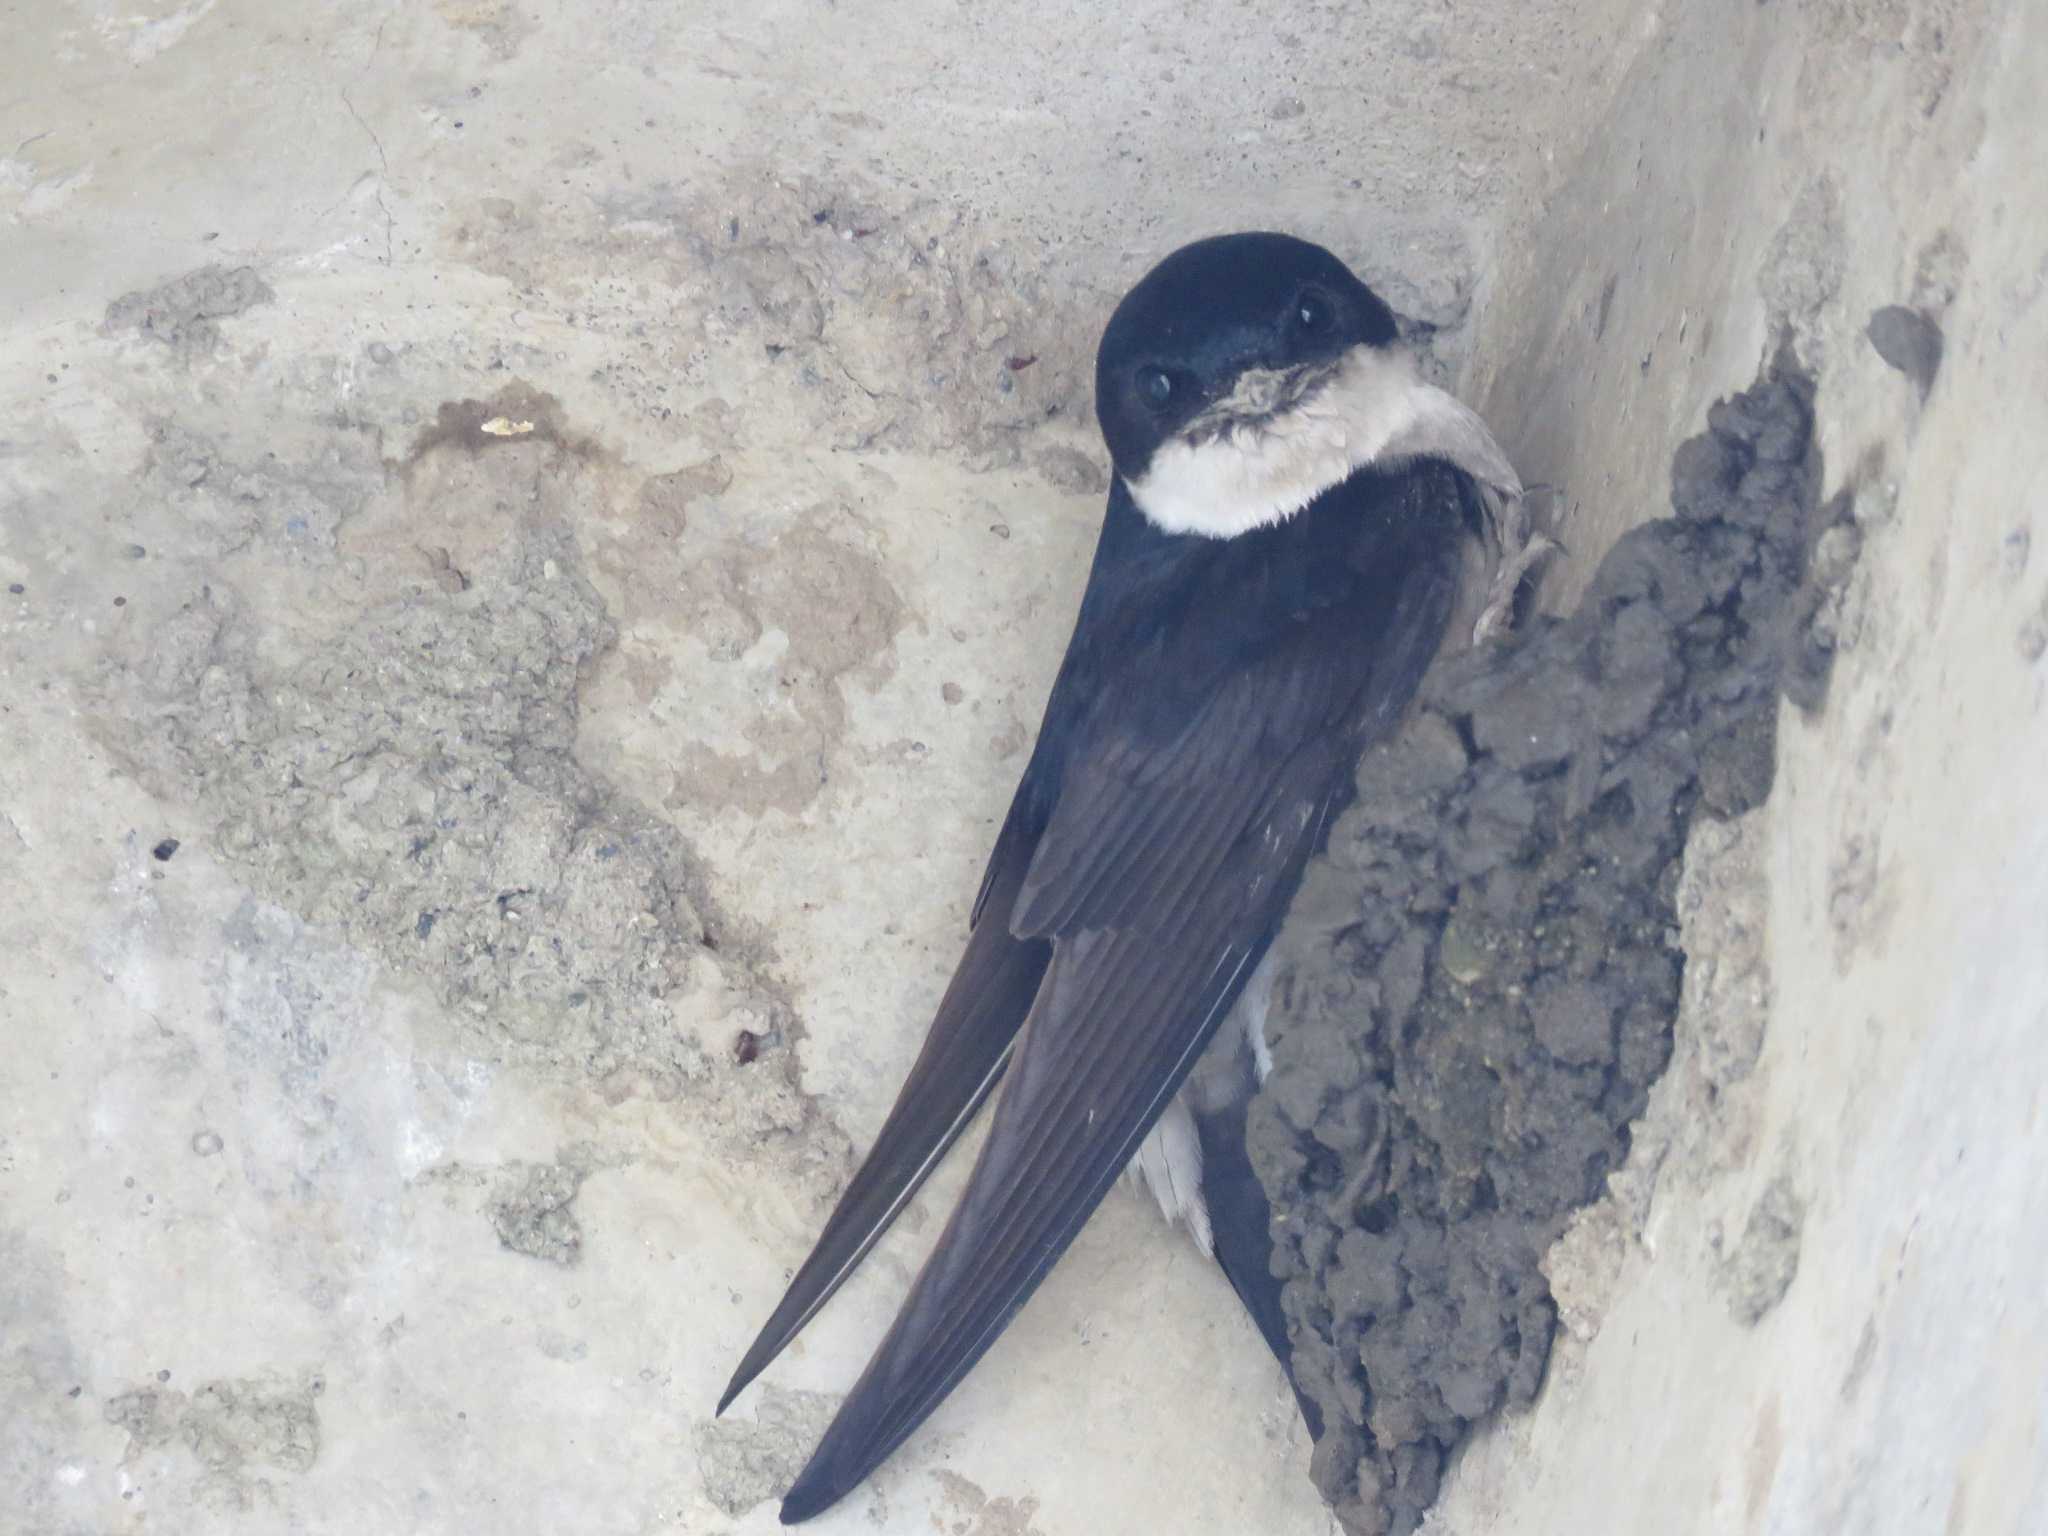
top-left (338, 17), bottom-right (395, 265)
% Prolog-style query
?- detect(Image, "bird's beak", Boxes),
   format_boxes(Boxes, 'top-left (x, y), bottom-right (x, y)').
top-left (1380, 379), bottom-right (1524, 507)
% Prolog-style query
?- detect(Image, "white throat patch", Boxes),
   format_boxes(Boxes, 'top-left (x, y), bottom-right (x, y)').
top-left (1123, 342), bottom-right (1523, 539)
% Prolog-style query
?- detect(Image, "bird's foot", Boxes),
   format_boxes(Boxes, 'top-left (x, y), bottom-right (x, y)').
top-left (1471, 487), bottom-right (1560, 646)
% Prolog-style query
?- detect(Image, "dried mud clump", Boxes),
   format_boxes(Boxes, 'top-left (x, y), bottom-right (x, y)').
top-left (1252, 358), bottom-right (1839, 1535)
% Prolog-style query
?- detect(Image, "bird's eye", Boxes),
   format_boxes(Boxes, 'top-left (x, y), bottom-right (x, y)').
top-left (1136, 366), bottom-right (1175, 410)
top-left (1294, 290), bottom-right (1333, 334)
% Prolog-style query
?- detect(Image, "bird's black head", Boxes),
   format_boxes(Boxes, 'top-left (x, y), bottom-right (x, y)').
top-left (1092, 232), bottom-right (1519, 540)
top-left (1096, 233), bottom-right (1396, 475)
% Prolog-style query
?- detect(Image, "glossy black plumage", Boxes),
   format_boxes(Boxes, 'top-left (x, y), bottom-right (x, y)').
top-left (714, 841), bottom-right (1047, 1417)
top-left (717, 231), bottom-right (1498, 1523)
top-left (777, 468), bottom-right (1463, 1520)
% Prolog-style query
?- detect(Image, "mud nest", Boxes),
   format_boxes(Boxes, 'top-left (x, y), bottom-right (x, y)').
top-left (1251, 356), bottom-right (1838, 1535)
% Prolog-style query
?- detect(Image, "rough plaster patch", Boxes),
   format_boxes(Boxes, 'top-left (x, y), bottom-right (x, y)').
top-left (82, 386), bottom-right (846, 1186)
top-left (104, 1373), bottom-right (322, 1477)
top-left (489, 1153), bottom-right (593, 1266)
top-left (693, 1385), bottom-right (841, 1516)
top-left (1712, 1173), bottom-right (1807, 1325)
top-left (104, 265), bottom-right (275, 356)
top-left (1759, 178), bottom-right (1847, 361)
top-left (1803, 0), bottom-right (1966, 117)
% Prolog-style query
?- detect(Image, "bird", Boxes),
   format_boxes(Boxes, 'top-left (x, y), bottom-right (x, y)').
top-left (716, 231), bottom-right (1526, 1523)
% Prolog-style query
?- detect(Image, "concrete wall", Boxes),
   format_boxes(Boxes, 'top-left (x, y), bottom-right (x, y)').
top-left (2, 2), bottom-right (2040, 1532)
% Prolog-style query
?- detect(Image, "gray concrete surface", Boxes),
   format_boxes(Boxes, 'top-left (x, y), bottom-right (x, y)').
top-left (2, 1), bottom-right (2043, 1533)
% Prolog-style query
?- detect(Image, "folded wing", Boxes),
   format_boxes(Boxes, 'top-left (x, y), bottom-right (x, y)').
top-left (780, 496), bottom-right (1461, 1520)
top-left (717, 812), bottom-right (1052, 1414)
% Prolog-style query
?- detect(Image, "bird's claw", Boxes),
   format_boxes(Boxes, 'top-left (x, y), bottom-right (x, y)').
top-left (1470, 487), bottom-right (1560, 646)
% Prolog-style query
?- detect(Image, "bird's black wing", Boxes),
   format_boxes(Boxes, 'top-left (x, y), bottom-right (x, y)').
top-left (779, 505), bottom-right (1459, 1521)
top-left (719, 503), bottom-right (1139, 1414)
top-left (718, 799), bottom-right (1052, 1414)
top-left (720, 473), bottom-right (1180, 1412)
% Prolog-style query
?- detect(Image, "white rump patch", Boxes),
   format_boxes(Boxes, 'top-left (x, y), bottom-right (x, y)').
top-left (1124, 343), bottom-right (1523, 539)
top-left (1124, 950), bottom-right (1281, 1258)
top-left (1127, 1096), bottom-right (1212, 1256)
top-left (1240, 950), bottom-right (1276, 1084)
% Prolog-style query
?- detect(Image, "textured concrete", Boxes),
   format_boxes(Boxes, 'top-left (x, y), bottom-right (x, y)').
top-left (2, 1), bottom-right (2043, 1534)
